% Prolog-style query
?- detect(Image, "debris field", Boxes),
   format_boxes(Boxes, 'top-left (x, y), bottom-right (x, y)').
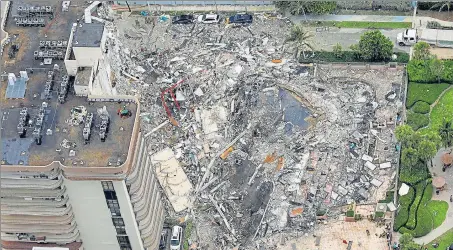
top-left (103, 11), bottom-right (404, 249)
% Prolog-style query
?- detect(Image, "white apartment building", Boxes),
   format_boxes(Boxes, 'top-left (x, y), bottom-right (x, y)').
top-left (2, 128), bottom-right (166, 250)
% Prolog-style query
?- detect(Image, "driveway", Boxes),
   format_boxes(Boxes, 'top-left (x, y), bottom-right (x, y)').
top-left (307, 27), bottom-right (410, 53)
top-left (414, 147), bottom-right (453, 245)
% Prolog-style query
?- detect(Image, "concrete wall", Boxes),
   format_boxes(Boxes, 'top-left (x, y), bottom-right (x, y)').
top-left (73, 47), bottom-right (102, 67)
top-left (65, 59), bottom-right (78, 76)
top-left (74, 84), bottom-right (89, 96)
top-left (1, 1), bottom-right (11, 57)
top-left (63, 179), bottom-right (121, 250)
top-left (113, 181), bottom-right (145, 250)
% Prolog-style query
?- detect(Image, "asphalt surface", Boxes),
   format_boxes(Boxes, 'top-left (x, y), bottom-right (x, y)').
top-left (308, 26), bottom-right (410, 53)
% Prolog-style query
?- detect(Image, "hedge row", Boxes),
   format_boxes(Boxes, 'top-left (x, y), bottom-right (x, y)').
top-left (407, 60), bottom-right (453, 83)
top-left (299, 51), bottom-right (409, 63)
top-left (394, 185), bottom-right (415, 231)
top-left (406, 111), bottom-right (429, 131)
top-left (411, 101), bottom-right (430, 114)
top-left (405, 181), bottom-right (426, 229)
top-left (399, 180), bottom-right (434, 237)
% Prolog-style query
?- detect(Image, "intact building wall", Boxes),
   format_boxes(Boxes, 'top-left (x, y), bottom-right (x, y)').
top-left (63, 180), bottom-right (121, 250)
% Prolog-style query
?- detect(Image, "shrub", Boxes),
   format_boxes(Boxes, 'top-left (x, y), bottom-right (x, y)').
top-left (407, 112), bottom-right (429, 131)
top-left (333, 43), bottom-right (343, 58)
top-left (399, 162), bottom-right (430, 185)
top-left (394, 185), bottom-right (415, 231)
top-left (412, 101), bottom-right (430, 114)
top-left (394, 52), bottom-right (410, 63)
top-left (407, 59), bottom-right (453, 83)
top-left (442, 60), bottom-right (453, 82)
top-left (298, 51), bottom-right (409, 63)
top-left (408, 60), bottom-right (435, 82)
top-left (412, 42), bottom-right (432, 60)
top-left (346, 210), bottom-right (355, 217)
top-left (406, 83), bottom-right (451, 108)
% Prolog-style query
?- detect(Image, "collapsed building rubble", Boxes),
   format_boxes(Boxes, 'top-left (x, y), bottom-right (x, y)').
top-left (102, 11), bottom-right (404, 249)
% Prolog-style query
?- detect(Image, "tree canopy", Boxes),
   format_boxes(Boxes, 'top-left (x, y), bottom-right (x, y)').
top-left (286, 24), bottom-right (313, 59)
top-left (395, 125), bottom-right (415, 148)
top-left (412, 42), bottom-right (432, 60)
top-left (439, 118), bottom-right (453, 148)
top-left (357, 30), bottom-right (393, 61)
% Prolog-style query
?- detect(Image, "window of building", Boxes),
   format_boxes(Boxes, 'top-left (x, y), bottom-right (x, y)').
top-left (104, 190), bottom-right (117, 200)
top-left (115, 226), bottom-right (127, 235)
top-left (117, 236), bottom-right (131, 247)
top-left (112, 217), bottom-right (125, 226)
top-left (107, 199), bottom-right (121, 216)
top-left (101, 181), bottom-right (115, 191)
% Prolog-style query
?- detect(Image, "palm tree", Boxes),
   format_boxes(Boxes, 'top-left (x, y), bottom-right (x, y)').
top-left (439, 118), bottom-right (453, 148)
top-left (285, 24), bottom-right (314, 59)
top-left (429, 1), bottom-right (452, 12)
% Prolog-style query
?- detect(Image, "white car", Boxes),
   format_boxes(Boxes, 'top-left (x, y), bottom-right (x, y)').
top-left (170, 226), bottom-right (183, 250)
top-left (197, 14), bottom-right (220, 24)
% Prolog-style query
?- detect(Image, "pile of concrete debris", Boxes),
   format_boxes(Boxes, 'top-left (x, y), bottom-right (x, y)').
top-left (103, 10), bottom-right (403, 249)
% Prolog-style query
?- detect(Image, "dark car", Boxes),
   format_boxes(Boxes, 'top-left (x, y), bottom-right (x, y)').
top-left (159, 231), bottom-right (167, 249)
top-left (227, 14), bottom-right (253, 24)
top-left (172, 15), bottom-right (194, 24)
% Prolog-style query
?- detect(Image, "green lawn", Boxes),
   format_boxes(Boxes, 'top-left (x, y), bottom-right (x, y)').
top-left (426, 200), bottom-right (449, 229)
top-left (426, 228), bottom-right (453, 250)
top-left (419, 88), bottom-right (453, 135)
top-left (406, 83), bottom-right (450, 108)
top-left (306, 21), bottom-right (411, 29)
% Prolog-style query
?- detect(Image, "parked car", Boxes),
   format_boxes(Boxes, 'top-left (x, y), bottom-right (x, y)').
top-left (172, 15), bottom-right (194, 24)
top-left (170, 226), bottom-right (183, 250)
top-left (159, 231), bottom-right (167, 250)
top-left (227, 14), bottom-right (253, 24)
top-left (197, 14), bottom-right (220, 24)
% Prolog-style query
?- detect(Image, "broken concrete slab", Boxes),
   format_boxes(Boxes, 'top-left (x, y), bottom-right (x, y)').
top-left (151, 147), bottom-right (193, 213)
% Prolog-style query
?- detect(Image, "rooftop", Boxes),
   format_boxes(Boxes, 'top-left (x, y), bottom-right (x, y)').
top-left (74, 67), bottom-right (92, 86)
top-left (72, 21), bottom-right (104, 48)
top-left (0, 2), bottom-right (137, 168)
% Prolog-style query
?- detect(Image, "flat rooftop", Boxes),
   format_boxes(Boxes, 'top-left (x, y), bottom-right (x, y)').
top-left (75, 67), bottom-right (92, 86)
top-left (73, 21), bottom-right (104, 48)
top-left (1, 2), bottom-right (137, 168)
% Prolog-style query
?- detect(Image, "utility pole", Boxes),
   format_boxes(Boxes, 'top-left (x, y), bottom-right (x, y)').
top-left (412, 0), bottom-right (418, 29)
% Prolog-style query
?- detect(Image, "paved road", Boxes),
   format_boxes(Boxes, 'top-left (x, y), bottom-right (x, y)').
top-left (290, 15), bottom-right (419, 53)
top-left (1, 1), bottom-right (8, 42)
top-left (306, 27), bottom-right (410, 53)
top-left (414, 147), bottom-right (453, 245)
